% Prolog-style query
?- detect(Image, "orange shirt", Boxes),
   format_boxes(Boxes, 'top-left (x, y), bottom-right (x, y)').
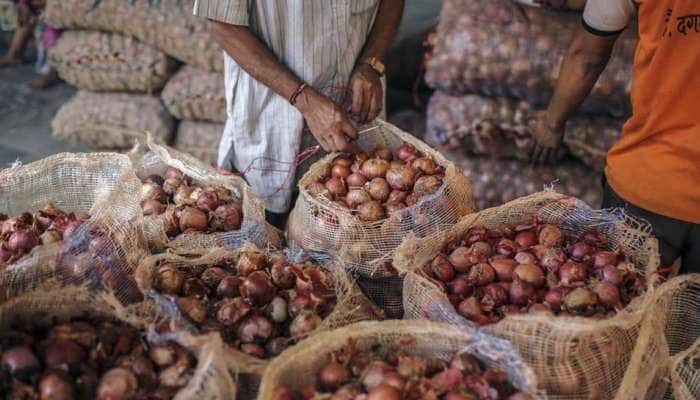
top-left (584, 0), bottom-right (700, 223)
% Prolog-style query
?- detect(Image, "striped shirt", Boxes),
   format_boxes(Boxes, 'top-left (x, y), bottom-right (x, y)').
top-left (193, 0), bottom-right (380, 213)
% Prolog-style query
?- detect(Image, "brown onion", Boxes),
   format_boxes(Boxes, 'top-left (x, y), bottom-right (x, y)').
top-left (539, 247), bottom-right (567, 272)
top-left (413, 175), bottom-right (443, 195)
top-left (178, 207), bottom-right (208, 232)
top-left (559, 261), bottom-right (588, 286)
top-left (467, 263), bottom-right (496, 286)
top-left (490, 258), bottom-right (517, 281)
top-left (241, 271), bottom-right (276, 306)
top-left (44, 339), bottom-right (86, 372)
top-left (385, 164), bottom-right (418, 191)
top-left (325, 177), bottom-right (347, 196)
top-left (176, 297), bottom-right (207, 323)
top-left (236, 315), bottom-right (273, 344)
top-left (513, 264), bottom-right (545, 287)
top-left (449, 247), bottom-right (472, 272)
top-left (158, 265), bottom-right (184, 294)
top-left (346, 173), bottom-right (368, 188)
top-left (593, 281), bottom-right (621, 308)
top-left (357, 201), bottom-right (385, 222)
top-left (306, 182), bottom-right (329, 197)
top-left (396, 143), bottom-right (418, 161)
top-left (331, 164), bottom-right (352, 179)
top-left (319, 362), bottom-right (351, 390)
top-left (538, 225), bottom-right (564, 247)
top-left (593, 251), bottom-right (618, 269)
top-left (509, 278), bottom-right (535, 306)
top-left (367, 178), bottom-right (391, 202)
top-left (142, 199), bottom-right (166, 216)
top-left (346, 189), bottom-right (372, 208)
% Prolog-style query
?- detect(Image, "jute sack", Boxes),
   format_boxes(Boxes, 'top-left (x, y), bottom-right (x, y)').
top-left (135, 246), bottom-right (380, 381)
top-left (173, 121), bottom-right (223, 167)
top-left (52, 91), bottom-right (175, 151)
top-left (129, 138), bottom-right (282, 253)
top-left (44, 0), bottom-right (223, 72)
top-left (287, 119), bottom-right (476, 278)
top-left (49, 30), bottom-right (178, 93)
top-left (426, 92), bottom-right (623, 172)
top-left (396, 192), bottom-right (662, 399)
top-left (0, 152), bottom-right (146, 303)
top-left (425, 0), bottom-right (635, 117)
top-left (162, 66), bottom-right (226, 123)
top-left (257, 320), bottom-right (542, 398)
top-left (0, 283), bottom-right (237, 399)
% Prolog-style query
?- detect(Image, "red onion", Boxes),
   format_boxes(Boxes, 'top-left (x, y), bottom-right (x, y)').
top-left (374, 147), bottom-right (393, 161)
top-left (195, 190), bottom-right (219, 212)
top-left (141, 182), bottom-right (167, 203)
top-left (367, 384), bottom-right (400, 400)
top-left (457, 297), bottom-right (483, 319)
top-left (563, 287), bottom-right (598, 315)
top-left (289, 311), bottom-right (322, 338)
top-left (333, 156), bottom-right (353, 168)
top-left (412, 156), bottom-right (440, 175)
top-left (490, 258), bottom-right (517, 282)
top-left (331, 164), bottom-right (352, 179)
top-left (431, 368), bottom-right (463, 393)
top-left (448, 247), bottom-right (472, 272)
top-left (2, 346), bottom-right (39, 378)
top-left (413, 175), bottom-right (443, 195)
top-left (178, 207), bottom-right (208, 232)
top-left (538, 225), bottom-right (564, 247)
top-left (593, 281), bottom-right (621, 308)
top-left (508, 394), bottom-right (534, 400)
top-left (362, 361), bottom-right (392, 390)
top-left (594, 251), bottom-right (618, 269)
top-left (570, 242), bottom-right (592, 261)
top-left (367, 178), bottom-right (391, 202)
top-left (7, 229), bottom-right (39, 254)
top-left (544, 287), bottom-right (567, 311)
top-left (558, 261), bottom-right (588, 286)
top-left (265, 337), bottom-right (289, 357)
top-left (270, 261), bottom-right (296, 289)
top-left (0, 246), bottom-right (12, 263)
top-left (39, 371), bottom-right (75, 400)
top-left (467, 263), bottom-right (496, 286)
top-left (237, 250), bottom-right (267, 277)
top-left (319, 362), bottom-right (351, 390)
top-left (346, 173), bottom-right (368, 188)
top-left (381, 371), bottom-right (406, 391)
top-left (509, 278), bottom-right (535, 306)
top-left (97, 368), bottom-right (138, 400)
top-left (162, 178), bottom-right (181, 195)
top-left (387, 190), bottom-right (408, 204)
top-left (496, 239), bottom-right (517, 257)
top-left (357, 201), bottom-right (386, 222)
top-left (431, 261), bottom-right (456, 283)
top-left (448, 276), bottom-right (472, 297)
top-left (216, 298), bottom-right (252, 326)
top-left (236, 315), bottom-right (273, 344)
top-left (240, 343), bottom-right (266, 359)
top-left (539, 247), bottom-right (567, 273)
top-left (396, 143), bottom-right (418, 161)
top-left (164, 167), bottom-right (186, 181)
top-left (241, 271), bottom-right (276, 306)
top-left (217, 276), bottom-right (241, 298)
top-left (172, 185), bottom-right (193, 206)
top-left (44, 339), bottom-right (86, 371)
top-left (514, 251), bottom-right (536, 265)
top-left (176, 297), bottom-right (208, 323)
top-left (306, 181), bottom-right (329, 197)
top-left (601, 265), bottom-right (624, 285)
top-left (471, 241), bottom-right (493, 258)
top-left (183, 277), bottom-right (208, 299)
top-left (385, 203), bottom-right (406, 214)
top-left (325, 177), bottom-right (347, 197)
top-left (513, 264), bottom-right (545, 287)
top-left (361, 159), bottom-right (390, 179)
top-left (483, 283), bottom-right (509, 307)
top-left (515, 231), bottom-right (537, 248)
top-left (273, 386), bottom-right (295, 400)
top-left (583, 231), bottom-right (607, 246)
top-left (142, 199), bottom-right (166, 216)
top-left (385, 164), bottom-right (418, 191)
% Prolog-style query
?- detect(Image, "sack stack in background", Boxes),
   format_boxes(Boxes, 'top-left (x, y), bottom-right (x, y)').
top-left (425, 0), bottom-right (637, 209)
top-left (47, 0), bottom-right (225, 163)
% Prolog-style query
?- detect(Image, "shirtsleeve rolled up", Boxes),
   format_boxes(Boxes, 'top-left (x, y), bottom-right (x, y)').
top-left (582, 0), bottom-right (635, 35)
top-left (193, 0), bottom-right (250, 26)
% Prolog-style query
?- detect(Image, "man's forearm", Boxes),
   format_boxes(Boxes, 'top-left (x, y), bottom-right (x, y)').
top-left (357, 0), bottom-right (404, 63)
top-left (546, 28), bottom-right (618, 129)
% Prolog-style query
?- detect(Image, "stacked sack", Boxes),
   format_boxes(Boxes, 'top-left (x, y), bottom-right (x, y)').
top-left (48, 0), bottom-right (226, 166)
top-left (424, 0), bottom-right (636, 210)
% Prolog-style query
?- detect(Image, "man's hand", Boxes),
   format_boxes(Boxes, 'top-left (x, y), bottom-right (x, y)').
top-left (297, 87), bottom-right (360, 153)
top-left (349, 63), bottom-right (383, 123)
top-left (530, 111), bottom-right (565, 164)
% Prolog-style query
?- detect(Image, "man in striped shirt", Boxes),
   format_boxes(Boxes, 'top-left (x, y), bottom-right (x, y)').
top-left (193, 1), bottom-right (404, 221)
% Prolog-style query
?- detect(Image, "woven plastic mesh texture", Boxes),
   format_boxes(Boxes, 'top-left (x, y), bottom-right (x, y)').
top-left (0, 152), bottom-right (147, 304)
top-left (0, 284), bottom-right (237, 400)
top-left (129, 138), bottom-right (282, 253)
top-left (356, 274), bottom-right (405, 319)
top-left (52, 91), bottom-right (175, 150)
top-left (173, 121), bottom-right (223, 167)
top-left (49, 30), bottom-right (179, 93)
top-left (257, 320), bottom-right (542, 399)
top-left (135, 245), bottom-right (380, 379)
top-left (162, 66), bottom-right (226, 123)
top-left (426, 0), bottom-right (636, 117)
top-left (426, 92), bottom-right (624, 172)
top-left (396, 192), bottom-right (662, 399)
top-left (287, 119), bottom-right (476, 278)
top-left (44, 0), bottom-right (222, 72)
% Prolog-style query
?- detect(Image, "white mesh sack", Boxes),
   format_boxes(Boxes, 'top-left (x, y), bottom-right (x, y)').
top-left (162, 66), bottom-right (226, 123)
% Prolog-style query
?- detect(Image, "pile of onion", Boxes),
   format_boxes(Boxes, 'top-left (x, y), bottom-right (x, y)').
top-left (274, 336), bottom-right (531, 400)
top-left (155, 250), bottom-right (337, 359)
top-left (140, 167), bottom-right (243, 238)
top-left (305, 143), bottom-right (446, 222)
top-left (0, 319), bottom-right (194, 399)
top-left (0, 204), bottom-right (90, 268)
top-left (421, 222), bottom-right (646, 325)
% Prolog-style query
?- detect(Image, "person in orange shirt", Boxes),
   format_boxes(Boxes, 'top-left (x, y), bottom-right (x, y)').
top-left (531, 0), bottom-right (700, 273)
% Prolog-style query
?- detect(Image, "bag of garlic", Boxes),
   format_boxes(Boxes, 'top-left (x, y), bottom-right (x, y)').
top-left (0, 281), bottom-right (236, 399)
top-left (44, 0), bottom-right (223, 72)
top-left (257, 320), bottom-right (541, 399)
top-left (0, 152), bottom-right (147, 304)
top-left (49, 31), bottom-right (178, 93)
top-left (173, 121), bottom-right (223, 167)
top-left (129, 137), bottom-right (282, 253)
top-left (425, 0), bottom-right (635, 117)
top-left (395, 191), bottom-right (664, 399)
top-left (52, 91), bottom-right (175, 151)
top-left (426, 92), bottom-right (623, 172)
top-left (162, 66), bottom-right (226, 123)
top-left (135, 245), bottom-right (380, 380)
top-left (287, 119), bottom-right (475, 278)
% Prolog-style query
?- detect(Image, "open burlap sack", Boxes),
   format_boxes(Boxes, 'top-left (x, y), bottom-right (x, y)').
top-left (52, 91), bottom-right (175, 151)
top-left (0, 152), bottom-right (146, 303)
top-left (426, 92), bottom-right (624, 172)
top-left (426, 0), bottom-right (635, 117)
top-left (287, 119), bottom-right (475, 278)
top-left (0, 282), bottom-right (237, 399)
top-left (49, 30), bottom-right (178, 93)
top-left (135, 245), bottom-right (380, 381)
top-left (162, 66), bottom-right (226, 123)
top-left (173, 121), bottom-right (223, 167)
top-left (45, 0), bottom-right (223, 72)
top-left (396, 191), bottom-right (663, 399)
top-left (129, 138), bottom-right (282, 253)
top-left (257, 320), bottom-right (542, 398)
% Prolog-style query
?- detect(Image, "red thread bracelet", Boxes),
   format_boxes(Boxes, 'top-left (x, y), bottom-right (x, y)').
top-left (289, 83), bottom-right (308, 105)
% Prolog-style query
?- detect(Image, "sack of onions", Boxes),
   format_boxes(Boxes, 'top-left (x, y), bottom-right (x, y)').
top-left (135, 245), bottom-right (379, 373)
top-left (425, 0), bottom-right (636, 117)
top-left (666, 334), bottom-right (700, 400)
top-left (396, 192), bottom-right (664, 398)
top-left (0, 283), bottom-right (236, 400)
top-left (257, 320), bottom-right (541, 399)
top-left (161, 66), bottom-right (226, 123)
top-left (0, 153), bottom-right (145, 303)
top-left (173, 121), bottom-right (223, 167)
top-left (129, 137), bottom-right (282, 253)
top-left (49, 31), bottom-right (179, 93)
top-left (287, 119), bottom-right (475, 278)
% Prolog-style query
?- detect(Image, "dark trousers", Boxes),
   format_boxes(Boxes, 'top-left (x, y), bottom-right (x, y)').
top-left (602, 179), bottom-right (700, 274)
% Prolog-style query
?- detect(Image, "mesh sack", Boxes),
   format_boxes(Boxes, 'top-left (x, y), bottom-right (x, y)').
top-left (287, 119), bottom-right (476, 278)
top-left (396, 191), bottom-right (663, 399)
top-left (426, 92), bottom-right (623, 172)
top-left (135, 245), bottom-right (381, 379)
top-left (52, 91), bottom-right (175, 150)
top-left (44, 0), bottom-right (223, 72)
top-left (49, 30), bottom-right (178, 93)
top-left (129, 138), bottom-right (282, 253)
top-left (162, 66), bottom-right (226, 123)
top-left (0, 152), bottom-right (147, 304)
top-left (0, 282), bottom-right (237, 399)
top-left (668, 336), bottom-right (700, 400)
top-left (257, 320), bottom-right (542, 398)
top-left (173, 120), bottom-right (223, 167)
top-left (425, 0), bottom-right (636, 117)
top-left (356, 274), bottom-right (405, 319)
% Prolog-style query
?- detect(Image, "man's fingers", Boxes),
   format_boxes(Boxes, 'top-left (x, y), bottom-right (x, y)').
top-left (368, 90), bottom-right (382, 122)
top-left (351, 82), bottom-right (364, 116)
top-left (340, 118), bottom-right (358, 140)
top-left (330, 132), bottom-right (351, 153)
top-left (359, 87), bottom-right (371, 123)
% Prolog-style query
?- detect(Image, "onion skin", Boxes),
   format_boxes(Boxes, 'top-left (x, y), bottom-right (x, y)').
top-left (538, 225), bottom-right (564, 247)
top-left (241, 271), bottom-right (276, 306)
top-left (325, 177), bottom-right (348, 197)
top-left (413, 175), bottom-right (443, 195)
top-left (288, 311), bottom-right (322, 338)
top-left (558, 261), bottom-right (588, 286)
top-left (270, 261), bottom-right (296, 289)
top-left (237, 251), bottom-right (267, 277)
top-left (385, 164), bottom-right (418, 191)
top-left (217, 297), bottom-right (252, 326)
top-left (346, 173), bottom-right (368, 188)
top-left (360, 159), bottom-right (390, 179)
top-left (162, 178), bottom-right (181, 195)
top-left (357, 201), bottom-right (386, 222)
top-left (345, 189), bottom-right (372, 208)
top-left (367, 178), bottom-right (391, 202)
top-left (412, 157), bottom-right (440, 175)
top-left (514, 231), bottom-right (537, 248)
top-left (178, 207), bottom-right (208, 232)
top-left (195, 191), bottom-right (219, 212)
top-left (158, 265), bottom-right (184, 295)
top-left (563, 287), bottom-right (598, 315)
